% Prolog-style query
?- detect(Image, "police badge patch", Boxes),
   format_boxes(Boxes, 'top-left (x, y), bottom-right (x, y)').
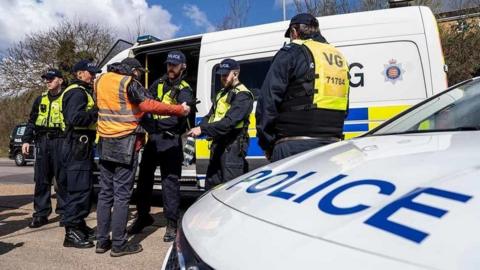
top-left (382, 59), bottom-right (405, 84)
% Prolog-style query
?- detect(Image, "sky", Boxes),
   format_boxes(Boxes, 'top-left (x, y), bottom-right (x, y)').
top-left (0, 0), bottom-right (296, 55)
top-left (0, 0), bottom-right (462, 55)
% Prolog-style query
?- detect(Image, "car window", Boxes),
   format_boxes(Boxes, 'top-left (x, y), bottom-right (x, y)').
top-left (16, 126), bottom-right (26, 136)
top-left (372, 80), bottom-right (480, 135)
top-left (211, 57), bottom-right (272, 101)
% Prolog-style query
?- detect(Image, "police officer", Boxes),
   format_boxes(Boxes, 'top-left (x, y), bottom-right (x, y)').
top-left (22, 69), bottom-right (67, 228)
top-left (128, 51), bottom-right (194, 242)
top-left (188, 58), bottom-right (253, 190)
top-left (62, 60), bottom-right (100, 248)
top-left (95, 57), bottom-right (190, 256)
top-left (256, 13), bottom-right (350, 162)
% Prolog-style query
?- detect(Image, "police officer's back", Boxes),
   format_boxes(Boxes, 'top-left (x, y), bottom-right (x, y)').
top-left (256, 13), bottom-right (349, 162)
top-left (188, 59), bottom-right (254, 190)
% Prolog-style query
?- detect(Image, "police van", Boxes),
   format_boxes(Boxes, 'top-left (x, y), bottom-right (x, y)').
top-left (162, 77), bottom-right (480, 269)
top-left (101, 6), bottom-right (447, 191)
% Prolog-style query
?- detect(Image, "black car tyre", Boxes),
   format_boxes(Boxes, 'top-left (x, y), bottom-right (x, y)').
top-left (14, 151), bottom-right (26, 166)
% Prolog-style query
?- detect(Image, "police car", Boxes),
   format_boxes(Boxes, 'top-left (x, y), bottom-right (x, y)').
top-left (162, 78), bottom-right (480, 269)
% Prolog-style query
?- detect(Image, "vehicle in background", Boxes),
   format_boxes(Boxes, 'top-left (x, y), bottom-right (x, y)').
top-left (8, 123), bottom-right (34, 166)
top-left (103, 6), bottom-right (448, 193)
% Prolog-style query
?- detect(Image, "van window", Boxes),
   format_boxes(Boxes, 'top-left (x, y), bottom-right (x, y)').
top-left (211, 58), bottom-right (272, 100)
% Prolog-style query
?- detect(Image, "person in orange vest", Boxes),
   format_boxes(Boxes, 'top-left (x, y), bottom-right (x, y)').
top-left (94, 57), bottom-right (190, 257)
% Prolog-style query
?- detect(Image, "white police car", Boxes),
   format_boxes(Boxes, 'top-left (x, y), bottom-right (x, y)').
top-left (162, 78), bottom-right (480, 270)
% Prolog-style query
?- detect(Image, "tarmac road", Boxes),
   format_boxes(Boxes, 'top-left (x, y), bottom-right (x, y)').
top-left (0, 158), bottom-right (195, 270)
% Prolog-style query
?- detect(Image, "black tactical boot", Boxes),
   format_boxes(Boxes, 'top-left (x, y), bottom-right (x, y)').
top-left (63, 227), bottom-right (94, 248)
top-left (163, 219), bottom-right (177, 242)
top-left (95, 240), bottom-right (112, 254)
top-left (110, 243), bottom-right (143, 257)
top-left (28, 216), bottom-right (48, 228)
top-left (81, 224), bottom-right (96, 241)
top-left (127, 215), bottom-right (154, 234)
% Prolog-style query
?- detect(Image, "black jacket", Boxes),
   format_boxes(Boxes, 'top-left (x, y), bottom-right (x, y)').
top-left (62, 79), bottom-right (98, 131)
top-left (200, 83), bottom-right (253, 141)
top-left (22, 89), bottom-right (64, 143)
top-left (256, 34), bottom-right (347, 152)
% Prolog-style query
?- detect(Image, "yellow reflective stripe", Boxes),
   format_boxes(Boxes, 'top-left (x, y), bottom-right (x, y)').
top-left (118, 76), bottom-right (130, 113)
top-left (98, 114), bottom-right (139, 122)
top-left (368, 105), bottom-right (409, 121)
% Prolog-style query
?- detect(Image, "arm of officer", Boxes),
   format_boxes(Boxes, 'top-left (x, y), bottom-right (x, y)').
top-left (127, 80), bottom-right (189, 116)
top-left (256, 49), bottom-right (293, 152)
top-left (22, 96), bottom-right (41, 144)
top-left (22, 96), bottom-right (41, 154)
top-left (200, 92), bottom-right (254, 138)
top-left (63, 89), bottom-right (97, 128)
top-left (156, 86), bottom-right (194, 130)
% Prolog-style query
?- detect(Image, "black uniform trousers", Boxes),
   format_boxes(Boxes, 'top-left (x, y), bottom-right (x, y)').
top-left (206, 135), bottom-right (249, 191)
top-left (271, 138), bottom-right (338, 162)
top-left (62, 132), bottom-right (94, 228)
top-left (33, 135), bottom-right (67, 218)
top-left (136, 138), bottom-right (182, 222)
top-left (97, 150), bottom-right (139, 248)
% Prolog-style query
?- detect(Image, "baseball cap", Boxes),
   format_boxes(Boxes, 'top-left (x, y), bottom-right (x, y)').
top-left (41, 68), bottom-right (63, 80)
top-left (164, 51), bottom-right (186, 65)
top-left (72, 60), bottom-right (101, 73)
top-left (216, 59), bottom-right (240, 75)
top-left (284, 13), bottom-right (319, 37)
top-left (121, 58), bottom-right (145, 72)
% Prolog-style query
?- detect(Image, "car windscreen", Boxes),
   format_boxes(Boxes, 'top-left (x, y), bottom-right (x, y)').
top-left (371, 79), bottom-right (480, 135)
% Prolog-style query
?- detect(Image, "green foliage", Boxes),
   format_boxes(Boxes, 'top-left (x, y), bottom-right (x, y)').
top-left (439, 20), bottom-right (480, 85)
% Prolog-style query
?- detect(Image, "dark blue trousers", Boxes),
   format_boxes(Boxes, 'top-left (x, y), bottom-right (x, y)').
top-left (271, 138), bottom-right (338, 162)
top-left (96, 151), bottom-right (138, 248)
top-left (33, 135), bottom-right (67, 218)
top-left (136, 140), bottom-right (182, 222)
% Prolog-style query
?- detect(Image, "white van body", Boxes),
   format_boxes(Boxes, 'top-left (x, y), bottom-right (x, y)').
top-left (102, 6), bottom-right (447, 191)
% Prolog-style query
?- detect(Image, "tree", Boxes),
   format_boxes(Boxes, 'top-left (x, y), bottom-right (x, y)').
top-left (0, 20), bottom-right (114, 97)
top-left (218, 0), bottom-right (251, 30)
top-left (293, 0), bottom-right (355, 16)
top-left (0, 20), bottom-right (114, 156)
top-left (439, 20), bottom-right (480, 85)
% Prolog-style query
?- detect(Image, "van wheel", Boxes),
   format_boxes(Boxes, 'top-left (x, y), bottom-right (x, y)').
top-left (14, 152), bottom-right (26, 166)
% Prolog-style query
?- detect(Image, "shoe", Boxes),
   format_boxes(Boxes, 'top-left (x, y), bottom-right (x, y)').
top-left (63, 228), bottom-right (94, 249)
top-left (163, 220), bottom-right (177, 242)
top-left (110, 243), bottom-right (143, 257)
top-left (28, 216), bottom-right (48, 228)
top-left (95, 240), bottom-right (112, 254)
top-left (81, 225), bottom-right (96, 241)
top-left (127, 215), bottom-right (154, 234)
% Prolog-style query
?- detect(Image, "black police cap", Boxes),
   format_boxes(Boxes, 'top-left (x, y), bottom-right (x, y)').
top-left (216, 58), bottom-right (240, 75)
top-left (164, 50), bottom-right (186, 65)
top-left (72, 60), bottom-right (101, 73)
top-left (284, 13), bottom-right (319, 37)
top-left (41, 68), bottom-right (63, 80)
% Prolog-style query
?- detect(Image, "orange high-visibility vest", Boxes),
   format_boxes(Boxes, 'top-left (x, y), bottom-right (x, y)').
top-left (95, 72), bottom-right (144, 138)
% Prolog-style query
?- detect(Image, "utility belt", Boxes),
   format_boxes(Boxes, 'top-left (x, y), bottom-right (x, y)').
top-left (36, 129), bottom-right (65, 139)
top-left (275, 136), bottom-right (341, 145)
top-left (210, 127), bottom-right (249, 156)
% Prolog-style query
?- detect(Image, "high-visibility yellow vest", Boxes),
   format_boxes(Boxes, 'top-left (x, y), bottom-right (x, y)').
top-left (291, 39), bottom-right (349, 111)
top-left (209, 84), bottom-right (253, 129)
top-left (153, 80), bottom-right (191, 120)
top-left (35, 90), bottom-right (65, 130)
top-left (63, 83), bottom-right (96, 131)
top-left (95, 72), bottom-right (144, 138)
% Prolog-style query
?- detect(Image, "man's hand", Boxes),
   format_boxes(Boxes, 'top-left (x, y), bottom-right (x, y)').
top-left (181, 102), bottom-right (191, 116)
top-left (22, 143), bottom-right (30, 155)
top-left (187, 127), bottom-right (202, 138)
